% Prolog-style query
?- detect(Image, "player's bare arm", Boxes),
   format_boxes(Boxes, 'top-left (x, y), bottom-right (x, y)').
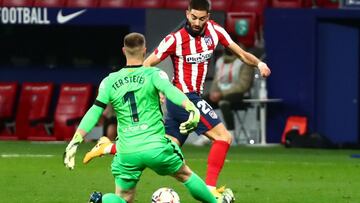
top-left (143, 52), bottom-right (161, 67)
top-left (228, 42), bottom-right (271, 77)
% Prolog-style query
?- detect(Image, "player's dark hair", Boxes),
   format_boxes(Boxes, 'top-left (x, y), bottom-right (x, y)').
top-left (188, 0), bottom-right (211, 12)
top-left (124, 32), bottom-right (145, 49)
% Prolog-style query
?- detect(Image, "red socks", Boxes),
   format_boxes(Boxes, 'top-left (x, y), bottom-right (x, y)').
top-left (110, 144), bottom-right (117, 154)
top-left (205, 140), bottom-right (230, 187)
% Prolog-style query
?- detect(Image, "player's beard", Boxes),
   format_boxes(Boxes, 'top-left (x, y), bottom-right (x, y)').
top-left (191, 25), bottom-right (202, 34)
top-left (185, 21), bottom-right (205, 37)
top-left (192, 24), bottom-right (205, 35)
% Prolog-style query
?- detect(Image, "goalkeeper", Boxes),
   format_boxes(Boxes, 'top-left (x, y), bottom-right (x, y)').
top-left (63, 33), bottom-right (234, 203)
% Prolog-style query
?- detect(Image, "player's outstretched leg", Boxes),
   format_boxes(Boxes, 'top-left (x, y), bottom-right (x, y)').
top-left (206, 140), bottom-right (230, 190)
top-left (183, 172), bottom-right (218, 203)
top-left (204, 124), bottom-right (232, 198)
top-left (83, 136), bottom-right (115, 164)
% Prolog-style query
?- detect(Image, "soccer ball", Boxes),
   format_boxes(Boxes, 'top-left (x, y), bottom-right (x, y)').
top-left (151, 187), bottom-right (180, 203)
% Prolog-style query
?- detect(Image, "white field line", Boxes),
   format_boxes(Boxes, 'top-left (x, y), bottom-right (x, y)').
top-left (29, 141), bottom-right (66, 144)
top-left (0, 154), bottom-right (55, 158)
top-left (186, 158), bottom-right (338, 166)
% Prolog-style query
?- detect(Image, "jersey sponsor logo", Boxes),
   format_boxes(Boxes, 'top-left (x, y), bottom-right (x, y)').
top-left (185, 50), bottom-right (213, 64)
top-left (0, 7), bottom-right (50, 24)
top-left (122, 124), bottom-right (149, 132)
top-left (57, 9), bottom-right (86, 24)
top-left (204, 35), bottom-right (213, 47)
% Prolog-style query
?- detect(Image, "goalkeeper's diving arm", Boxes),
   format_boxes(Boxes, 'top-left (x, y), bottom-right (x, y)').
top-left (63, 103), bottom-right (104, 170)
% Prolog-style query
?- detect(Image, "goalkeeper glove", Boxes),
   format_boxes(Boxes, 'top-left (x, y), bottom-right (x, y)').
top-left (64, 132), bottom-right (83, 170)
top-left (179, 100), bottom-right (200, 134)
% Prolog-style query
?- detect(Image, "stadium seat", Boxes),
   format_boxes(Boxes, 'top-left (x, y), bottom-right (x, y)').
top-left (99, 0), bottom-right (132, 8)
top-left (211, 0), bottom-right (233, 11)
top-left (132, 0), bottom-right (165, 8)
top-left (271, 0), bottom-right (304, 8)
top-left (2, 0), bottom-right (34, 7)
top-left (229, 0), bottom-right (268, 12)
top-left (67, 0), bottom-right (100, 8)
top-left (33, 0), bottom-right (66, 7)
top-left (16, 82), bottom-right (54, 141)
top-left (281, 116), bottom-right (308, 144)
top-left (229, 0), bottom-right (268, 31)
top-left (0, 82), bottom-right (18, 140)
top-left (271, 0), bottom-right (314, 8)
top-left (226, 12), bottom-right (257, 48)
top-left (53, 83), bottom-right (93, 141)
top-left (316, 0), bottom-right (339, 8)
top-left (165, 0), bottom-right (188, 10)
top-left (304, 0), bottom-right (313, 7)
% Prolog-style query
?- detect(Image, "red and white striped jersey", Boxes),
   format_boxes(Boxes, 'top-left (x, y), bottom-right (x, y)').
top-left (154, 20), bottom-right (234, 94)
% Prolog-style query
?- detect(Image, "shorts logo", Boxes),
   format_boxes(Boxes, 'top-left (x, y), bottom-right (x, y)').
top-left (209, 110), bottom-right (218, 119)
top-left (204, 35), bottom-right (213, 47)
top-left (197, 100), bottom-right (218, 120)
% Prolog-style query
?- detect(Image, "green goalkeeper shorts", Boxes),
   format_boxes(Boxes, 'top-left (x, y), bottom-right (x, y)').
top-left (111, 138), bottom-right (184, 190)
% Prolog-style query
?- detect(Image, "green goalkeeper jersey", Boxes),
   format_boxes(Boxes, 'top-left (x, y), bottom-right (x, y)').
top-left (95, 65), bottom-right (186, 153)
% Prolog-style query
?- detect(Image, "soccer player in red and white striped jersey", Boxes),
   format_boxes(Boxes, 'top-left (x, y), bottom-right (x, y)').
top-left (83, 0), bottom-right (270, 198)
top-left (143, 0), bottom-right (271, 195)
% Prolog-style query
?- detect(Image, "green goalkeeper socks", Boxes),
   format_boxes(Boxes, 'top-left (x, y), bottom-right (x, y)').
top-left (101, 173), bottom-right (216, 203)
top-left (102, 193), bottom-right (127, 203)
top-left (184, 172), bottom-right (217, 203)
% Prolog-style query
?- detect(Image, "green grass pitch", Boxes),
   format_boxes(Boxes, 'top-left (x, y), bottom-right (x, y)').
top-left (0, 141), bottom-right (359, 203)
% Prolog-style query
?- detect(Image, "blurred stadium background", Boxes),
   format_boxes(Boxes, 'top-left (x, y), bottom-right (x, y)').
top-left (1, 0), bottom-right (360, 202)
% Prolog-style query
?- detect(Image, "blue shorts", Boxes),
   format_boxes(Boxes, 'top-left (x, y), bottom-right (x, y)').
top-left (165, 92), bottom-right (221, 145)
